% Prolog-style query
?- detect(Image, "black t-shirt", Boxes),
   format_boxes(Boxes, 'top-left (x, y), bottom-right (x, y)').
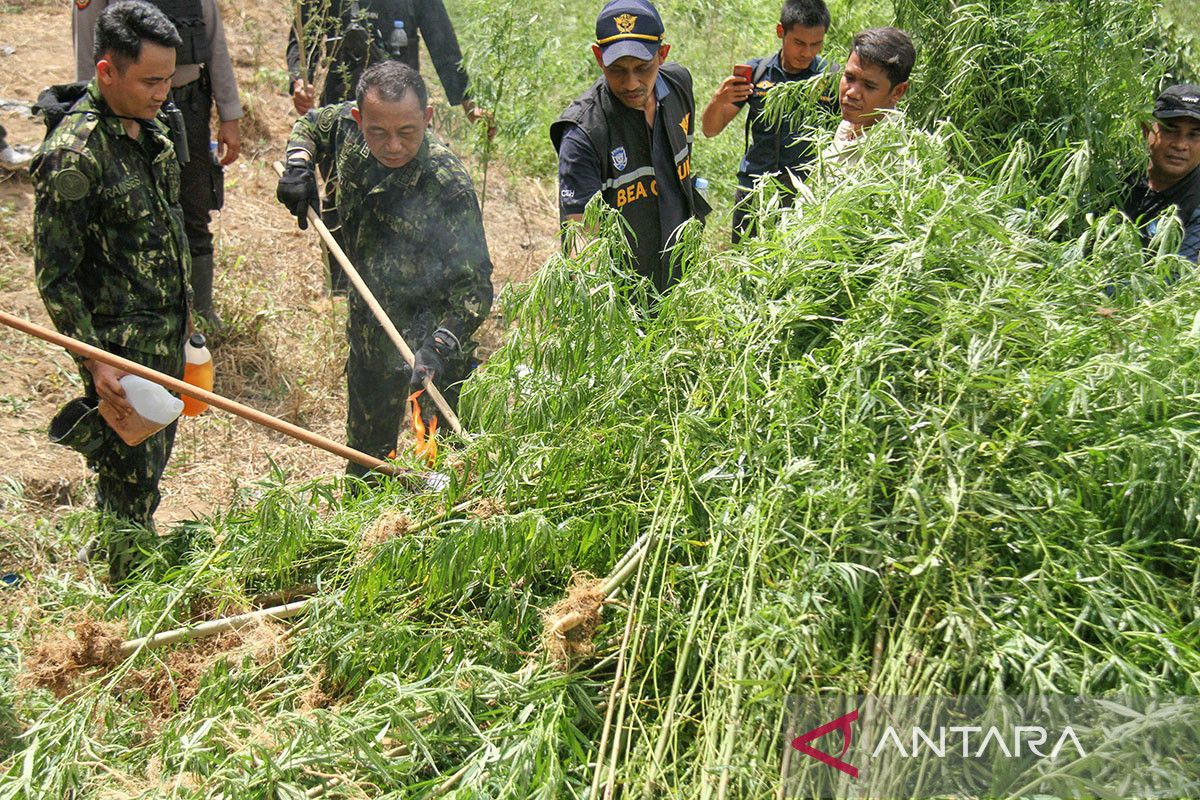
top-left (1122, 165), bottom-right (1200, 263)
top-left (733, 51), bottom-right (836, 188)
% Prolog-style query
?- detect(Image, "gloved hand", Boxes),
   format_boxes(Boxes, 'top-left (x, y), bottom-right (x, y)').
top-left (410, 328), bottom-right (460, 424)
top-left (276, 157), bottom-right (318, 230)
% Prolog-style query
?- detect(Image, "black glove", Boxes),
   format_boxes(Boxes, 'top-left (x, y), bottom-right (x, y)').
top-left (276, 157), bottom-right (318, 230)
top-left (410, 328), bottom-right (460, 423)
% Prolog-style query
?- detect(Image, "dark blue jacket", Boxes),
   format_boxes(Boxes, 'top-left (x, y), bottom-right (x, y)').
top-left (735, 52), bottom-right (837, 188)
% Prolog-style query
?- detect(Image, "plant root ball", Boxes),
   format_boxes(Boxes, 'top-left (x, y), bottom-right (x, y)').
top-left (541, 573), bottom-right (606, 670)
top-left (357, 510), bottom-right (414, 564)
top-left (20, 615), bottom-right (126, 697)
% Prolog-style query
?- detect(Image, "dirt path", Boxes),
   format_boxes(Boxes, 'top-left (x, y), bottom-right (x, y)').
top-left (0, 0), bottom-right (557, 536)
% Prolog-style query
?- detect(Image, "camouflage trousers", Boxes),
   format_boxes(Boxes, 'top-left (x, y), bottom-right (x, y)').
top-left (345, 308), bottom-right (473, 479)
top-left (81, 345), bottom-right (185, 580)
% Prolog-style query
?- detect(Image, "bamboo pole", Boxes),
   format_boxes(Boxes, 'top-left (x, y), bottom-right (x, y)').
top-left (271, 161), bottom-right (465, 436)
top-left (119, 598), bottom-right (314, 656)
top-left (0, 310), bottom-right (410, 478)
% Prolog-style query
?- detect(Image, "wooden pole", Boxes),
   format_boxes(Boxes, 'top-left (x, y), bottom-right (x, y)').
top-left (119, 598), bottom-right (314, 655)
top-left (0, 310), bottom-right (410, 478)
top-left (272, 161), bottom-right (466, 436)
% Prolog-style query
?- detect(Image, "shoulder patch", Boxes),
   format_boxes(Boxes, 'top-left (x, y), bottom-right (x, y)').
top-left (317, 106), bottom-right (340, 133)
top-left (52, 167), bottom-right (90, 201)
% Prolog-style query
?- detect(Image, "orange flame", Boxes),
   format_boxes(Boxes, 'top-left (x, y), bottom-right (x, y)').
top-left (409, 389), bottom-right (438, 466)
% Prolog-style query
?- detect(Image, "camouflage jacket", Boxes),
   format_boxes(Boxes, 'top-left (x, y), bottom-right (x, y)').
top-left (32, 81), bottom-right (190, 359)
top-left (287, 103), bottom-right (493, 345)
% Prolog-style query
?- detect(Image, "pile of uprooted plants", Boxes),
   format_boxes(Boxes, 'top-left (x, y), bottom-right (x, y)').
top-left (1, 0), bottom-right (1198, 797)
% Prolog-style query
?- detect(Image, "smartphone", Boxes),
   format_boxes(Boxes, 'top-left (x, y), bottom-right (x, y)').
top-left (733, 64), bottom-right (753, 83)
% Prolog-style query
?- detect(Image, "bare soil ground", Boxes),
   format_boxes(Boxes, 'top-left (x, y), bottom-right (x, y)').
top-left (0, 0), bottom-right (557, 549)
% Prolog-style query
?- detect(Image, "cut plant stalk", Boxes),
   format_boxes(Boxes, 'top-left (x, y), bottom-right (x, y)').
top-left (547, 532), bottom-right (651, 640)
top-left (120, 598), bottom-right (314, 656)
top-left (272, 161), bottom-right (465, 437)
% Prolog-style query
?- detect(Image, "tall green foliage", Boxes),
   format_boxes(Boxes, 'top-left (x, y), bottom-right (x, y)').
top-left (6, 118), bottom-right (1196, 798)
top-left (3, 1), bottom-right (1199, 798)
top-left (893, 0), bottom-right (1176, 214)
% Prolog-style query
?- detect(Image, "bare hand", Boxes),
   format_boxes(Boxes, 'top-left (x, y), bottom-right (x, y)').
top-left (463, 101), bottom-right (497, 140)
top-left (292, 80), bottom-right (316, 115)
top-left (86, 360), bottom-right (131, 418)
top-left (715, 74), bottom-right (753, 106)
top-left (217, 119), bottom-right (241, 165)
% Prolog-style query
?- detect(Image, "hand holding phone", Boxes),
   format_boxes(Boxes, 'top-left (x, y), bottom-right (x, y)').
top-left (720, 64), bottom-right (755, 105)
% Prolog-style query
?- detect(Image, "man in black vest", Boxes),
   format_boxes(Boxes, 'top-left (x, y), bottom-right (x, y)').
top-left (1121, 84), bottom-right (1200, 264)
top-left (287, 0), bottom-right (487, 122)
top-left (75, 0), bottom-right (243, 330)
top-left (551, 0), bottom-right (709, 293)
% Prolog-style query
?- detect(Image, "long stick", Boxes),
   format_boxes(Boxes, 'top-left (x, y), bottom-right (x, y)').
top-left (119, 598), bottom-right (314, 655)
top-left (0, 310), bottom-right (407, 477)
top-left (272, 161), bottom-right (465, 436)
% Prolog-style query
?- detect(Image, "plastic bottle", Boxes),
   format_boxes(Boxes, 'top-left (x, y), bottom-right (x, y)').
top-left (99, 375), bottom-right (185, 446)
top-left (182, 332), bottom-right (214, 416)
top-left (122, 376), bottom-right (185, 424)
top-left (388, 20), bottom-right (408, 56)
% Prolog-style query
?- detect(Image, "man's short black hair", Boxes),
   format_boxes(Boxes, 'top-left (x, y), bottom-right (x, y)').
top-left (93, 0), bottom-right (181, 68)
top-left (851, 27), bottom-right (915, 88)
top-left (780, 0), bottom-right (830, 32)
top-left (356, 61), bottom-right (429, 109)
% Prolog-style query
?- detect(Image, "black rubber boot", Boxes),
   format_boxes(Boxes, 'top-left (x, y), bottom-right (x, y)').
top-left (190, 253), bottom-right (223, 331)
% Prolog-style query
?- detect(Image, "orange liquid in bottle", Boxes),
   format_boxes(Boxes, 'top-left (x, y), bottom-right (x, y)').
top-left (182, 333), bottom-right (214, 416)
top-left (182, 360), bottom-right (213, 416)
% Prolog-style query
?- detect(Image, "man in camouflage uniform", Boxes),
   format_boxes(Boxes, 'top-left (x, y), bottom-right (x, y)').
top-left (75, 0), bottom-right (244, 329)
top-left (33, 0), bottom-right (190, 582)
top-left (286, 0), bottom-right (492, 296)
top-left (276, 61), bottom-right (492, 477)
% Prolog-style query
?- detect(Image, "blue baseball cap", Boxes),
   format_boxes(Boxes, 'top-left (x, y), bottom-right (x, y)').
top-left (595, 0), bottom-right (665, 66)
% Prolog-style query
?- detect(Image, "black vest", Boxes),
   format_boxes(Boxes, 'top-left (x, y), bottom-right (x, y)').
top-left (151, 0), bottom-right (209, 67)
top-left (1122, 165), bottom-right (1200, 247)
top-left (373, 0), bottom-right (419, 68)
top-left (320, 0), bottom-right (419, 104)
top-left (552, 62), bottom-right (710, 290)
top-left (341, 0), bottom-right (420, 68)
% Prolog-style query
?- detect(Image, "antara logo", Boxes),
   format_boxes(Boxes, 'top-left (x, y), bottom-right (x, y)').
top-left (790, 707), bottom-right (1089, 780)
top-left (791, 710), bottom-right (859, 778)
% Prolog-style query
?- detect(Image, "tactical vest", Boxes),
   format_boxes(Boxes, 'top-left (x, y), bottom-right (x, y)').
top-left (149, 0), bottom-right (209, 66)
top-left (351, 0), bottom-right (420, 69)
top-left (551, 63), bottom-right (708, 289)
